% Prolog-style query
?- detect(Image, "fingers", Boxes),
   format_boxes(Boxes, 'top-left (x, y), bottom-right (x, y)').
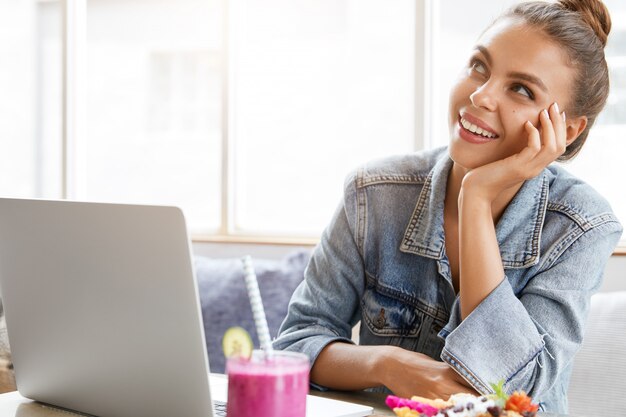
top-left (525, 103), bottom-right (566, 166)
top-left (524, 120), bottom-right (541, 153)
top-left (539, 107), bottom-right (555, 152)
top-left (548, 102), bottom-right (567, 155)
top-left (540, 102), bottom-right (567, 156)
top-left (519, 120), bottom-right (543, 168)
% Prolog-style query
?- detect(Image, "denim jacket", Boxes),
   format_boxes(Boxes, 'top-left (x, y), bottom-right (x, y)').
top-left (274, 147), bottom-right (622, 413)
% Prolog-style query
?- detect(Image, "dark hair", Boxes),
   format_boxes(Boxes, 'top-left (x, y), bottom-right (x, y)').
top-left (500, 0), bottom-right (612, 161)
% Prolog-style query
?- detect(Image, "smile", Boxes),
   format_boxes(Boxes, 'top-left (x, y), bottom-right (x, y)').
top-left (459, 117), bottom-right (498, 139)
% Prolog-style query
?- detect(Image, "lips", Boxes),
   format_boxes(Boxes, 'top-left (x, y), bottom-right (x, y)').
top-left (456, 113), bottom-right (500, 145)
top-left (459, 113), bottom-right (499, 139)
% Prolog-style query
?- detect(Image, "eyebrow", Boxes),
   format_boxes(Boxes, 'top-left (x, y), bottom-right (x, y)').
top-left (476, 46), bottom-right (493, 66)
top-left (475, 45), bottom-right (549, 93)
top-left (507, 71), bottom-right (548, 93)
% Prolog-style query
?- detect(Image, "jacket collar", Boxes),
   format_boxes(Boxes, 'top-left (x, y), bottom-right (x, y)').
top-left (399, 152), bottom-right (549, 268)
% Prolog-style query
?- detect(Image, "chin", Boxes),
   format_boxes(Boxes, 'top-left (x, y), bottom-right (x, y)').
top-left (448, 140), bottom-right (485, 170)
top-left (449, 134), bottom-right (509, 170)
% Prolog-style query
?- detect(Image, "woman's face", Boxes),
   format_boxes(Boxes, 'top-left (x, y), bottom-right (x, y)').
top-left (448, 18), bottom-right (577, 170)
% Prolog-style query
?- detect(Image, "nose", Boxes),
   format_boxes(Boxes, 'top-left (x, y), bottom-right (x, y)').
top-left (470, 83), bottom-right (497, 111)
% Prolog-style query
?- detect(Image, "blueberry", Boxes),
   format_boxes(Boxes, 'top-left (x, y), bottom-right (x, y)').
top-left (487, 406), bottom-right (502, 417)
top-left (466, 402), bottom-right (474, 410)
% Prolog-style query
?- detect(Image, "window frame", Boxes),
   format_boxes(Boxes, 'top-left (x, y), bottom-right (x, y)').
top-left (54, 0), bottom-right (625, 252)
top-left (56, 0), bottom-right (428, 243)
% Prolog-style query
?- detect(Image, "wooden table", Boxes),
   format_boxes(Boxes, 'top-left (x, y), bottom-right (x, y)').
top-left (0, 357), bottom-right (16, 395)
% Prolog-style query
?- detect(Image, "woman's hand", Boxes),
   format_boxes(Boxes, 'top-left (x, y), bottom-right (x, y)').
top-left (461, 102), bottom-right (566, 203)
top-left (381, 346), bottom-right (477, 400)
top-left (311, 343), bottom-right (476, 399)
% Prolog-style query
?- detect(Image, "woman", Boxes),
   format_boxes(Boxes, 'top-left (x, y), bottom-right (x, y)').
top-left (273, 0), bottom-right (622, 413)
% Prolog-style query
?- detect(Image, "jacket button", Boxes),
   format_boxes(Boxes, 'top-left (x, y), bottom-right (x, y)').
top-left (374, 308), bottom-right (386, 329)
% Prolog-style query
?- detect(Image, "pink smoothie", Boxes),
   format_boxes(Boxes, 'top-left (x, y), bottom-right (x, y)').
top-left (226, 350), bottom-right (310, 417)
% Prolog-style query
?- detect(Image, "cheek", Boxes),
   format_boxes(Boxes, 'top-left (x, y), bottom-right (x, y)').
top-left (511, 107), bottom-right (542, 125)
top-left (503, 110), bottom-right (537, 152)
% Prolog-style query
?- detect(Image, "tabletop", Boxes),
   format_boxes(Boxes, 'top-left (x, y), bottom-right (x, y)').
top-left (310, 388), bottom-right (393, 416)
top-left (0, 385), bottom-right (575, 417)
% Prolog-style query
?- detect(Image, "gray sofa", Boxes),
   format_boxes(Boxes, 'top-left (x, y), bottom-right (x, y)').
top-left (195, 249), bottom-right (309, 373)
top-left (568, 290), bottom-right (626, 417)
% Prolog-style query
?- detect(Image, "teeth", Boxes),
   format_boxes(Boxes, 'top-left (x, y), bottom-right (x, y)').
top-left (460, 118), bottom-right (496, 138)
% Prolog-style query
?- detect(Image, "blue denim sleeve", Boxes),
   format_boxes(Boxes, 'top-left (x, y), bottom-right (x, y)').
top-left (440, 221), bottom-right (622, 398)
top-left (273, 171), bottom-right (364, 381)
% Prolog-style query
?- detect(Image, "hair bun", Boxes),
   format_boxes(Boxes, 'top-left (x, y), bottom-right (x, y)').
top-left (559, 0), bottom-right (612, 47)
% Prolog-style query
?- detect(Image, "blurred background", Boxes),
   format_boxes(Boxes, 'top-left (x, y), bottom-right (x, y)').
top-left (1, 0), bottom-right (625, 266)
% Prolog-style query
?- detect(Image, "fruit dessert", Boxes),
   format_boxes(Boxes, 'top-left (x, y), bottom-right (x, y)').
top-left (386, 382), bottom-right (539, 417)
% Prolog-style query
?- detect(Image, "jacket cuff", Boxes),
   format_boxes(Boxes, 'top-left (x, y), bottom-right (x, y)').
top-left (440, 278), bottom-right (544, 394)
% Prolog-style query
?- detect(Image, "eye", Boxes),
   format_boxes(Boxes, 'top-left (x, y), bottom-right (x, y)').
top-left (511, 83), bottom-right (535, 100)
top-left (469, 58), bottom-right (487, 75)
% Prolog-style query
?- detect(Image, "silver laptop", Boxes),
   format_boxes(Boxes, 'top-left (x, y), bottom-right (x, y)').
top-left (0, 198), bottom-right (372, 417)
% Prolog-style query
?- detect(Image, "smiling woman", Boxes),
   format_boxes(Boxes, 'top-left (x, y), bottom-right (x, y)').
top-left (273, 0), bottom-right (622, 415)
top-left (448, 22), bottom-right (583, 168)
top-left (433, 0), bottom-right (626, 248)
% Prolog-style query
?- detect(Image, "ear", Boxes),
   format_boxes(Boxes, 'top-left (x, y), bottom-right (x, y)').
top-left (565, 115), bottom-right (587, 146)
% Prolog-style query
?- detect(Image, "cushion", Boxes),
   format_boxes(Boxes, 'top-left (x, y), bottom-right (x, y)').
top-left (195, 250), bottom-right (310, 373)
top-left (568, 291), bottom-right (626, 416)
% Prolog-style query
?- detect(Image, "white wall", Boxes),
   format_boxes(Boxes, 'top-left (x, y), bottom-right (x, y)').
top-left (192, 241), bottom-right (313, 261)
top-left (192, 242), bottom-right (626, 292)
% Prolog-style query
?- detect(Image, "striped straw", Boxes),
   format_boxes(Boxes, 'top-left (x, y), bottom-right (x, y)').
top-left (241, 256), bottom-right (273, 354)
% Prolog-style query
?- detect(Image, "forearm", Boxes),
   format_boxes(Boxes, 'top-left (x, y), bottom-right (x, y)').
top-left (310, 342), bottom-right (395, 391)
top-left (311, 341), bottom-right (477, 399)
top-left (458, 191), bottom-right (505, 320)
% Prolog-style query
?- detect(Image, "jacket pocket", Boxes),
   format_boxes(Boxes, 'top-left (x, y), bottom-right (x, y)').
top-left (361, 288), bottom-right (423, 337)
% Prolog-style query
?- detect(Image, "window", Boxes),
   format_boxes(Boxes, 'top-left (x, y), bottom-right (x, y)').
top-left (230, 0), bottom-right (416, 236)
top-left (1, 0), bottom-right (623, 244)
top-left (77, 0), bottom-right (223, 232)
top-left (1, 0), bottom-right (415, 239)
top-left (0, 0), bottom-right (62, 199)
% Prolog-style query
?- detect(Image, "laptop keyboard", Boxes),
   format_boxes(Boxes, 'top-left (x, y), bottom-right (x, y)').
top-left (213, 400), bottom-right (227, 416)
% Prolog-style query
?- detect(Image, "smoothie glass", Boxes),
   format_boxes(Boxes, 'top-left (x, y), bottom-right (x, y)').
top-left (226, 350), bottom-right (310, 417)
